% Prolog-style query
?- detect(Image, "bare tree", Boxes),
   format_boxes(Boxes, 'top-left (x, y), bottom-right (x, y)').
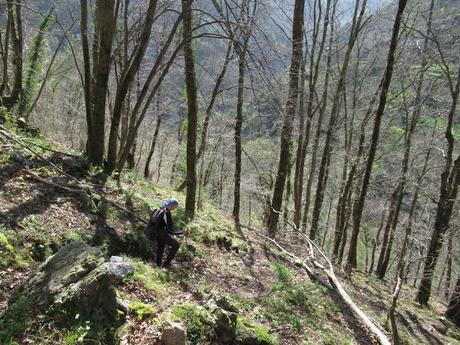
top-left (267, 0), bottom-right (304, 237)
top-left (182, 0), bottom-right (198, 219)
top-left (346, 0), bottom-right (408, 270)
top-left (80, 0), bottom-right (117, 167)
top-left (416, 56), bottom-right (460, 305)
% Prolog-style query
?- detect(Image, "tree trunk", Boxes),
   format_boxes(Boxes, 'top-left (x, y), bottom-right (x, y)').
top-left (84, 0), bottom-right (116, 167)
top-left (80, 0), bottom-right (93, 159)
top-left (0, 2), bottom-right (11, 94)
top-left (1, 0), bottom-right (23, 110)
top-left (296, 0), bottom-right (332, 230)
top-left (446, 276), bottom-right (460, 327)
top-left (368, 207), bottom-right (386, 273)
top-left (416, 65), bottom-right (460, 305)
top-left (233, 55), bottom-right (245, 226)
top-left (293, 57), bottom-right (306, 228)
top-left (283, 150), bottom-right (293, 228)
top-left (445, 230), bottom-right (453, 300)
top-left (346, 0), bottom-right (408, 270)
top-left (116, 14), bottom-right (183, 172)
top-left (144, 111), bottom-right (162, 179)
top-left (105, 0), bottom-right (157, 173)
top-left (182, 0), bottom-right (198, 219)
top-left (309, 0), bottom-right (367, 240)
top-left (267, 0), bottom-right (304, 237)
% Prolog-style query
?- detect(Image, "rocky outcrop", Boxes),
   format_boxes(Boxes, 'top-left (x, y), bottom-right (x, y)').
top-left (1, 242), bottom-right (134, 325)
top-left (162, 320), bottom-right (187, 345)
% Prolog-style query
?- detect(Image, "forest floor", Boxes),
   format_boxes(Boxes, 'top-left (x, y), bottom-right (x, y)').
top-left (1, 128), bottom-right (460, 345)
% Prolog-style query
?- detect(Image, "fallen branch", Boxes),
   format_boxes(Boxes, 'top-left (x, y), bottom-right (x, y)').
top-left (242, 224), bottom-right (391, 345)
top-left (26, 170), bottom-right (83, 194)
top-left (0, 126), bottom-right (81, 184)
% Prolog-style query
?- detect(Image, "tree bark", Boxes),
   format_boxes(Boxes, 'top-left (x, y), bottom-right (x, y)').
top-left (105, 0), bottom-right (157, 173)
top-left (182, 0), bottom-right (198, 219)
top-left (346, 0), bottom-right (408, 270)
top-left (1, 0), bottom-right (22, 110)
top-left (267, 0), bottom-right (304, 237)
top-left (445, 230), bottom-right (453, 300)
top-left (82, 0), bottom-right (116, 167)
top-left (80, 0), bottom-right (93, 158)
top-left (416, 65), bottom-right (460, 305)
top-left (144, 110), bottom-right (162, 179)
top-left (309, 0), bottom-right (367, 241)
top-left (233, 55), bottom-right (245, 225)
top-left (293, 0), bottom-right (331, 229)
top-left (446, 276), bottom-right (460, 327)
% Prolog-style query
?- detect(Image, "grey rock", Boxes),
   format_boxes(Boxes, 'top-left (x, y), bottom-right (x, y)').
top-left (213, 308), bottom-right (237, 345)
top-left (4, 242), bottom-right (134, 325)
top-left (162, 320), bottom-right (187, 345)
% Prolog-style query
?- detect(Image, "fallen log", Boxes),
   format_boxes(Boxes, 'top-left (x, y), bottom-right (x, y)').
top-left (243, 224), bottom-right (391, 345)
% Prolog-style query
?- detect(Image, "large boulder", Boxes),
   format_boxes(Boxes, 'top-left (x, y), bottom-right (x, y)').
top-left (2, 242), bottom-right (134, 325)
top-left (162, 320), bottom-right (187, 345)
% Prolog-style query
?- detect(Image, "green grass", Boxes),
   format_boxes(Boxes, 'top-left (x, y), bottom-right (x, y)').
top-left (127, 258), bottom-right (173, 297)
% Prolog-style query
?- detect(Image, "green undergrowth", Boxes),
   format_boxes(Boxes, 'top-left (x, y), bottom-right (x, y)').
top-left (128, 301), bottom-right (156, 320)
top-left (0, 293), bottom-right (119, 345)
top-left (112, 170), bottom-right (250, 257)
top-left (0, 224), bottom-right (32, 268)
top-left (127, 258), bottom-right (175, 297)
top-left (172, 303), bottom-right (215, 344)
top-left (170, 302), bottom-right (278, 345)
top-left (236, 315), bottom-right (278, 345)
top-left (261, 263), bottom-right (343, 341)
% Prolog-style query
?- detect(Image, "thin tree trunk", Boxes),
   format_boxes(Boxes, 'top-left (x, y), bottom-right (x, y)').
top-left (309, 0), bottom-right (367, 240)
top-left (233, 55), bottom-right (246, 226)
top-left (2, 0), bottom-right (23, 110)
top-left (416, 66), bottom-right (460, 305)
top-left (182, 0), bottom-right (198, 219)
top-left (296, 0), bottom-right (332, 230)
top-left (347, 0), bottom-right (408, 270)
top-left (144, 108), bottom-right (162, 179)
top-left (105, 0), bottom-right (158, 173)
top-left (116, 14), bottom-right (183, 172)
top-left (170, 123), bottom-right (185, 184)
top-left (369, 207), bottom-right (387, 274)
top-left (283, 151), bottom-right (293, 228)
top-left (0, 2), bottom-right (11, 94)
top-left (80, 0), bottom-right (93, 159)
top-left (267, 0), bottom-right (304, 237)
top-left (446, 276), bottom-right (460, 326)
top-left (321, 196), bottom-right (334, 249)
top-left (445, 230), bottom-right (453, 300)
top-left (155, 138), bottom-right (166, 184)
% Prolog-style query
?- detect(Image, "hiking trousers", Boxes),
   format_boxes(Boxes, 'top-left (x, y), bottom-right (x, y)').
top-left (156, 230), bottom-right (180, 266)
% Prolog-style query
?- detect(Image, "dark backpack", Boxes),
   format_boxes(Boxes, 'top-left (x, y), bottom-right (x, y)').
top-left (144, 208), bottom-right (165, 240)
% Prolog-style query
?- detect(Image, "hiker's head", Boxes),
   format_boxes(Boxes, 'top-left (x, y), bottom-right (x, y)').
top-left (162, 198), bottom-right (179, 211)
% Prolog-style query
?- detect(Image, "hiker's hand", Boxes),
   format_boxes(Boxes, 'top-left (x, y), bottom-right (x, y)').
top-left (182, 228), bottom-right (188, 235)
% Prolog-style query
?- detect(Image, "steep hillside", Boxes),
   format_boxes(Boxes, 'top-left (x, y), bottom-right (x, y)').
top-left (0, 126), bottom-right (459, 345)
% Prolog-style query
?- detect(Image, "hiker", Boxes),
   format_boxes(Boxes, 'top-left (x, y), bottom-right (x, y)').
top-left (148, 198), bottom-right (185, 268)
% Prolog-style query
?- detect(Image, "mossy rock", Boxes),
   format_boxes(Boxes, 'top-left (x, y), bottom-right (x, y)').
top-left (172, 303), bottom-right (214, 344)
top-left (235, 316), bottom-right (278, 345)
top-left (0, 243), bottom-right (134, 343)
top-left (129, 301), bottom-right (156, 320)
top-left (0, 232), bottom-right (15, 267)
